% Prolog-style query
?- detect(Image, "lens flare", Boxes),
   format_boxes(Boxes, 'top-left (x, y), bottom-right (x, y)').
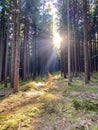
top-left (53, 33), bottom-right (62, 49)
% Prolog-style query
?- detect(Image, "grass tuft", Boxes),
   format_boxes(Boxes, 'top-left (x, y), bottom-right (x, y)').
top-left (20, 82), bottom-right (38, 91)
top-left (72, 98), bottom-right (98, 112)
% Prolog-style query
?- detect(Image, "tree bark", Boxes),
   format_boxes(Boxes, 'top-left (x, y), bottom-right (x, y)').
top-left (11, 0), bottom-right (21, 92)
top-left (67, 0), bottom-right (72, 82)
top-left (82, 0), bottom-right (90, 83)
top-left (0, 35), bottom-right (3, 82)
top-left (4, 17), bottom-right (10, 87)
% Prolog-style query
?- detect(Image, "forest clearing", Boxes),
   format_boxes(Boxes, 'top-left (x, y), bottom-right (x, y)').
top-left (0, 73), bottom-right (98, 130)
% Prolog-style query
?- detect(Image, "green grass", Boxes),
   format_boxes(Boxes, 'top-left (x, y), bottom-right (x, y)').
top-left (72, 98), bottom-right (98, 112)
top-left (0, 73), bottom-right (98, 130)
top-left (68, 79), bottom-right (98, 93)
top-left (0, 105), bottom-right (44, 130)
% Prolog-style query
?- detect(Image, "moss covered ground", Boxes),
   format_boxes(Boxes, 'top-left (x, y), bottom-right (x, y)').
top-left (0, 73), bottom-right (98, 130)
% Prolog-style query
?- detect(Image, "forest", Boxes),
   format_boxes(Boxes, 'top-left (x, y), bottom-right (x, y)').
top-left (0, 0), bottom-right (98, 130)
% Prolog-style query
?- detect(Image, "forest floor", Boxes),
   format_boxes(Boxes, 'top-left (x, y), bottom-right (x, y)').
top-left (0, 73), bottom-right (98, 130)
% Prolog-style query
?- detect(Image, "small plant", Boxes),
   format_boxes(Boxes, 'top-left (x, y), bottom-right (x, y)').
top-left (72, 98), bottom-right (98, 112)
top-left (84, 100), bottom-right (98, 111)
top-left (72, 98), bottom-right (83, 110)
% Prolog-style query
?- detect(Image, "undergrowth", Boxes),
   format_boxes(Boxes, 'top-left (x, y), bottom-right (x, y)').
top-left (72, 98), bottom-right (98, 112)
top-left (0, 73), bottom-right (98, 130)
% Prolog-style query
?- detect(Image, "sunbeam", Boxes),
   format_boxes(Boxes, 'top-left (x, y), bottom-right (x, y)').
top-left (53, 32), bottom-right (62, 49)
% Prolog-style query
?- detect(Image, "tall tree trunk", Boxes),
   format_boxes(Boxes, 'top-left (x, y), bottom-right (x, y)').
top-left (0, 18), bottom-right (5, 82)
top-left (23, 1), bottom-right (29, 80)
top-left (23, 20), bottom-right (28, 80)
top-left (67, 0), bottom-right (72, 82)
top-left (73, 0), bottom-right (78, 76)
top-left (74, 35), bottom-right (77, 76)
top-left (4, 17), bottom-right (10, 87)
top-left (0, 35), bottom-right (3, 82)
top-left (33, 28), bottom-right (37, 79)
top-left (83, 0), bottom-right (90, 83)
top-left (11, 0), bottom-right (20, 92)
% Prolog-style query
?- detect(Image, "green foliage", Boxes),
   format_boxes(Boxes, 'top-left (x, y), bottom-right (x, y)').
top-left (22, 0), bottom-right (40, 26)
top-left (0, 0), bottom-right (11, 15)
top-left (72, 98), bottom-right (98, 112)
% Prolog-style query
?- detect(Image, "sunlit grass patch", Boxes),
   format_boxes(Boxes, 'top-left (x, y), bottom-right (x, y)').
top-left (0, 73), bottom-right (98, 130)
top-left (26, 106), bottom-right (44, 117)
top-left (0, 104), bottom-right (44, 130)
top-left (1, 117), bottom-right (19, 130)
top-left (20, 82), bottom-right (38, 91)
top-left (0, 112), bottom-right (24, 130)
top-left (17, 104), bottom-right (45, 117)
top-left (20, 81), bottom-right (46, 92)
top-left (38, 93), bottom-right (60, 103)
top-left (0, 91), bottom-right (43, 114)
top-left (37, 92), bottom-right (62, 114)
top-left (35, 82), bottom-right (45, 87)
top-left (1, 114), bottom-right (26, 130)
top-left (0, 81), bottom-right (45, 113)
top-left (0, 92), bottom-right (23, 112)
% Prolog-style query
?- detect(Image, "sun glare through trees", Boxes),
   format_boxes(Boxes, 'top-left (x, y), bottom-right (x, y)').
top-left (53, 32), bottom-right (62, 49)
top-left (0, 0), bottom-right (98, 129)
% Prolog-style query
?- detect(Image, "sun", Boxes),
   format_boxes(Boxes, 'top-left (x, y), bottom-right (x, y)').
top-left (45, 0), bottom-right (62, 49)
top-left (53, 33), bottom-right (62, 49)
